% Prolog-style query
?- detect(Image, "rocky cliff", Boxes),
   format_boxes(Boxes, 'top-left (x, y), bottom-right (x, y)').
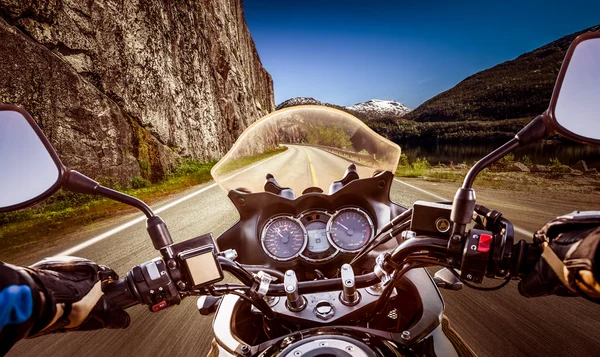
top-left (0, 0), bottom-right (274, 183)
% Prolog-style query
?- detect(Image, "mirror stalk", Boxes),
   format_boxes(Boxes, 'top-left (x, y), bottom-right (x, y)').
top-left (65, 170), bottom-right (155, 218)
top-left (449, 115), bottom-right (549, 245)
top-left (64, 170), bottom-right (174, 250)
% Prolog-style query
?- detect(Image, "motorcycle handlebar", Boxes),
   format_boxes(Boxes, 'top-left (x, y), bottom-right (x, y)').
top-left (103, 210), bottom-right (531, 310)
top-left (103, 277), bottom-right (139, 309)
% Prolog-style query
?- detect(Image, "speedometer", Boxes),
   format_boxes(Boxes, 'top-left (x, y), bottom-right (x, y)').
top-left (261, 216), bottom-right (307, 261)
top-left (327, 208), bottom-right (374, 253)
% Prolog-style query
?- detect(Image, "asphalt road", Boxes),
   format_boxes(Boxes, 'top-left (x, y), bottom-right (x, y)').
top-left (6, 146), bottom-right (600, 357)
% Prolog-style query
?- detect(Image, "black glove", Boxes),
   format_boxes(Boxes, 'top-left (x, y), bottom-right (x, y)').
top-left (25, 256), bottom-right (130, 335)
top-left (519, 212), bottom-right (600, 301)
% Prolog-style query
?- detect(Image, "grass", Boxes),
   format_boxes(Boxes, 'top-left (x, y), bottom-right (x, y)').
top-left (214, 146), bottom-right (288, 175)
top-left (395, 155), bottom-right (432, 177)
top-left (395, 153), bottom-right (599, 191)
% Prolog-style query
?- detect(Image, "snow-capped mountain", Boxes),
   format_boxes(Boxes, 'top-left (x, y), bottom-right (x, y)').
top-left (276, 97), bottom-right (323, 109)
top-left (276, 97), bottom-right (411, 121)
top-left (347, 99), bottom-right (411, 119)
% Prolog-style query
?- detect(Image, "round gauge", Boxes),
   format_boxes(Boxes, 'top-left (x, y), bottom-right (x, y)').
top-left (261, 216), bottom-right (307, 261)
top-left (299, 211), bottom-right (339, 263)
top-left (327, 208), bottom-right (374, 253)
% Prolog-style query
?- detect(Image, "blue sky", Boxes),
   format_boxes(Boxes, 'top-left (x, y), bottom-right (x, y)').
top-left (244, 0), bottom-right (600, 108)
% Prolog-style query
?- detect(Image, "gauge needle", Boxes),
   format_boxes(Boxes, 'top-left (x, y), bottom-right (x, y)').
top-left (336, 222), bottom-right (349, 230)
top-left (275, 229), bottom-right (284, 238)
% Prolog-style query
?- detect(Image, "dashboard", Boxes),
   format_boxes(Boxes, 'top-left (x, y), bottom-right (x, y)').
top-left (260, 208), bottom-right (374, 263)
top-left (215, 171), bottom-right (407, 275)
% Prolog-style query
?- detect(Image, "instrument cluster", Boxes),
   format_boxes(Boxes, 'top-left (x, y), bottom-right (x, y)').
top-left (260, 208), bottom-right (374, 263)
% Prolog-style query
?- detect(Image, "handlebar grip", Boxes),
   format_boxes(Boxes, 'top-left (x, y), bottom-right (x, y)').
top-left (103, 278), bottom-right (139, 309)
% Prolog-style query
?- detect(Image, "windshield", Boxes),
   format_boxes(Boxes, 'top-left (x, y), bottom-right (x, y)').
top-left (211, 106), bottom-right (401, 195)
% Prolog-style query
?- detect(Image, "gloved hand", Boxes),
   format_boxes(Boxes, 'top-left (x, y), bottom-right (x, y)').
top-left (518, 213), bottom-right (600, 301)
top-left (24, 256), bottom-right (130, 336)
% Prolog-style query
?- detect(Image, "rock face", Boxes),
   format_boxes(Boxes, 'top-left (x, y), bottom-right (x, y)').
top-left (0, 0), bottom-right (274, 183)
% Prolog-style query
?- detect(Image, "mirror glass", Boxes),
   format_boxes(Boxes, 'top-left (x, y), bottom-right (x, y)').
top-left (0, 110), bottom-right (60, 209)
top-left (554, 38), bottom-right (600, 141)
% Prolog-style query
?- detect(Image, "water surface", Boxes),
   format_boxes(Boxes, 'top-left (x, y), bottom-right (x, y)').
top-left (400, 142), bottom-right (600, 169)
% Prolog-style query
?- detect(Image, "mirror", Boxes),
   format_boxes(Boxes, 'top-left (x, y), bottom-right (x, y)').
top-left (0, 106), bottom-right (63, 211)
top-left (551, 34), bottom-right (600, 144)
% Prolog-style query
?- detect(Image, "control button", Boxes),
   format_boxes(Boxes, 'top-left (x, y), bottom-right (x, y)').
top-left (314, 300), bottom-right (335, 320)
top-left (151, 300), bottom-right (167, 312)
top-left (132, 266), bottom-right (145, 283)
top-left (145, 261), bottom-right (161, 280)
top-left (477, 234), bottom-right (492, 253)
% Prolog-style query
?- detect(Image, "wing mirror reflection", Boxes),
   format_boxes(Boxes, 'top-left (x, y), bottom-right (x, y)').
top-left (0, 105), bottom-right (65, 211)
top-left (547, 34), bottom-right (600, 145)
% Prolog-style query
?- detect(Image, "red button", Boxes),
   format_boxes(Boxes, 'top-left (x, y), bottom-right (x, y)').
top-left (151, 300), bottom-right (167, 312)
top-left (477, 234), bottom-right (492, 253)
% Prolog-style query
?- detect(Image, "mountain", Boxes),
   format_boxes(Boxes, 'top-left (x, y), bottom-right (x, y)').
top-left (0, 0), bottom-right (274, 183)
top-left (364, 24), bottom-right (600, 144)
top-left (347, 99), bottom-right (411, 119)
top-left (276, 97), bottom-right (324, 108)
top-left (404, 24), bottom-right (600, 123)
top-left (276, 97), bottom-right (411, 121)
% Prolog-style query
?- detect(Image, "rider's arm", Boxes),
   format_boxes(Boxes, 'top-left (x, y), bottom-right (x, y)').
top-left (0, 262), bottom-right (44, 355)
top-left (0, 258), bottom-right (130, 355)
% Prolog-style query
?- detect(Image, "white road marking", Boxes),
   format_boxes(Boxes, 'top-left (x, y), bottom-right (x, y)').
top-left (393, 178), bottom-right (535, 238)
top-left (394, 178), bottom-right (448, 202)
top-left (56, 183), bottom-right (217, 256)
top-left (56, 151), bottom-right (288, 256)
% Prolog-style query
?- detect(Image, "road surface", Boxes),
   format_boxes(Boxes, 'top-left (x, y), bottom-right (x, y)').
top-left (6, 145), bottom-right (600, 357)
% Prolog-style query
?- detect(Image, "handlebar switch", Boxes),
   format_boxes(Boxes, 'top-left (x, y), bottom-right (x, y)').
top-left (459, 228), bottom-right (494, 283)
top-left (129, 258), bottom-right (181, 311)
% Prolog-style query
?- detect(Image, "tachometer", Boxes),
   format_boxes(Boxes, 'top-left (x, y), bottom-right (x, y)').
top-left (261, 216), bottom-right (307, 261)
top-left (327, 208), bottom-right (374, 253)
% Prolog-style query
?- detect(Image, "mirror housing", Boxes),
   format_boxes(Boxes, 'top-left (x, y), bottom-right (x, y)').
top-left (546, 31), bottom-right (600, 146)
top-left (0, 104), bottom-right (66, 212)
top-left (0, 105), bottom-right (174, 249)
top-left (0, 104), bottom-right (155, 218)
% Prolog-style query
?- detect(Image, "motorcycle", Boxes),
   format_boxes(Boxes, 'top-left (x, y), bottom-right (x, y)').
top-left (1, 32), bottom-right (599, 357)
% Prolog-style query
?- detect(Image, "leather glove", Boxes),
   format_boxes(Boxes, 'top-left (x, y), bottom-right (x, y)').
top-left (24, 256), bottom-right (130, 336)
top-left (518, 212), bottom-right (600, 301)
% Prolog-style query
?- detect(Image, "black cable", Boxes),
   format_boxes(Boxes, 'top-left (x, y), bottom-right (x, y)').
top-left (370, 262), bottom-right (420, 321)
top-left (351, 220), bottom-right (411, 266)
top-left (447, 267), bottom-right (512, 291)
top-left (209, 284), bottom-right (251, 295)
top-left (352, 210), bottom-right (412, 263)
top-left (229, 291), bottom-right (258, 305)
top-left (228, 290), bottom-right (277, 320)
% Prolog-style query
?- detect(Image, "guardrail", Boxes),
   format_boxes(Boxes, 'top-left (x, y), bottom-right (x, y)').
top-left (292, 144), bottom-right (379, 166)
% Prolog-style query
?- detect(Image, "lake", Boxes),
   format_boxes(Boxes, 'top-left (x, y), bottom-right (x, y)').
top-left (400, 141), bottom-right (600, 169)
